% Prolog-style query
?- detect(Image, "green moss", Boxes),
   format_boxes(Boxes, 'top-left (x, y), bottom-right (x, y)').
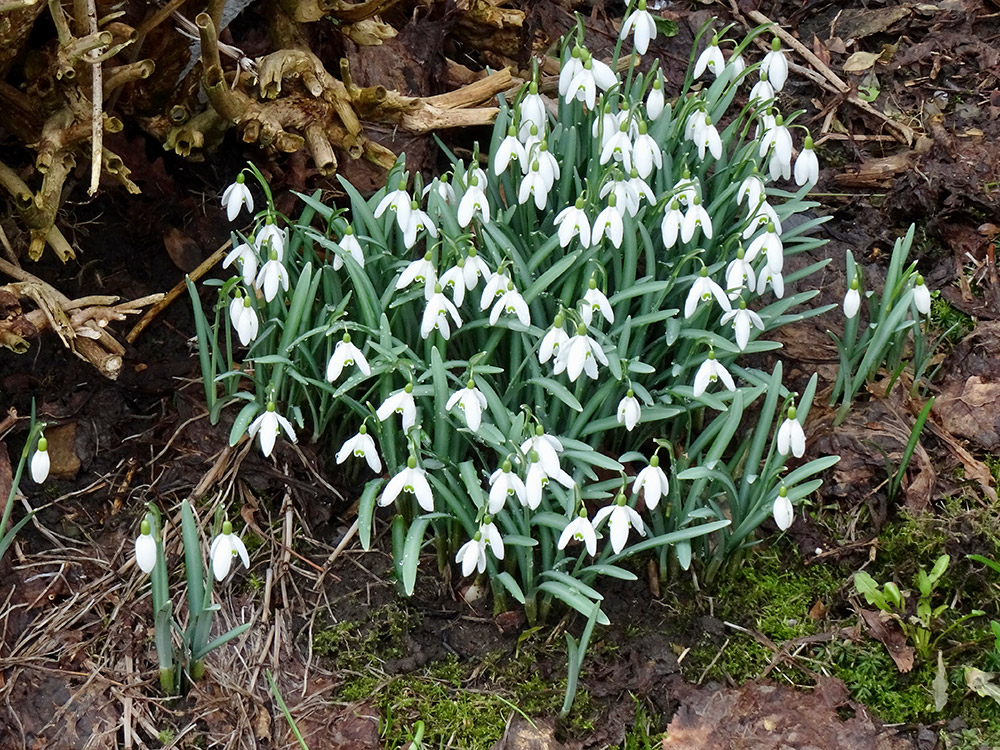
top-left (930, 290), bottom-right (975, 345)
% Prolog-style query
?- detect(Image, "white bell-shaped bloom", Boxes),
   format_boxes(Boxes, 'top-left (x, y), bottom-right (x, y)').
top-left (594, 496), bottom-right (646, 554)
top-left (221, 173), bottom-right (254, 222)
top-left (746, 222), bottom-right (784, 272)
top-left (333, 226), bottom-right (365, 270)
top-left (223, 239), bottom-right (258, 286)
top-left (376, 385), bottom-right (417, 431)
top-left (447, 381), bottom-right (488, 431)
top-left (248, 402), bottom-right (297, 457)
top-left (759, 115), bottom-right (793, 175)
top-left (684, 109), bottom-right (707, 142)
top-left (479, 517), bottom-right (505, 562)
top-left (256, 251), bottom-right (289, 303)
top-left (396, 252), bottom-right (437, 300)
top-left (600, 173), bottom-right (640, 217)
top-left (721, 302), bottom-right (765, 350)
top-left (593, 197), bottom-right (625, 248)
top-left (728, 52), bottom-right (746, 77)
top-left (31, 435), bottom-right (49, 484)
top-left (844, 278), bottom-right (861, 319)
top-left (520, 429), bottom-right (565, 478)
top-left (327, 334), bottom-right (370, 382)
top-left (632, 455), bottom-right (669, 510)
top-left (757, 265), bottom-right (785, 299)
top-left (209, 521), bottom-right (250, 581)
top-left (661, 200), bottom-right (684, 249)
top-left (693, 38), bottom-right (725, 79)
top-left (620, 0), bottom-right (657, 55)
top-left (725, 248), bottom-right (757, 300)
top-left (627, 170), bottom-right (654, 211)
top-left (530, 141), bottom-right (561, 189)
top-left (749, 75), bottom-right (775, 107)
top-left (617, 390), bottom-right (642, 431)
top-left (539, 317), bottom-right (569, 365)
top-left (559, 46), bottom-right (584, 97)
top-left (456, 533), bottom-right (487, 577)
top-left (580, 280), bottom-right (614, 326)
top-left (557, 325), bottom-right (609, 382)
top-left (423, 175), bottom-right (456, 206)
top-left (646, 74), bottom-right (664, 120)
top-left (913, 276), bottom-right (931, 315)
top-left (589, 55), bottom-right (618, 91)
top-left (737, 174), bottom-right (766, 208)
top-left (693, 352), bottom-right (736, 397)
top-left (422, 285), bottom-right (463, 340)
top-left (554, 199), bottom-right (592, 247)
top-left (480, 270), bottom-right (513, 310)
top-left (685, 267), bottom-right (731, 318)
top-left (439, 262), bottom-right (468, 307)
top-left (255, 222), bottom-right (286, 262)
top-left (558, 511), bottom-right (598, 557)
top-left (463, 249), bottom-right (491, 290)
top-left (772, 486), bottom-right (794, 530)
top-left (671, 174), bottom-right (699, 207)
top-left (519, 82), bottom-right (547, 136)
top-left (495, 126), bottom-right (527, 176)
top-left (489, 284), bottom-right (531, 327)
top-left (232, 295), bottom-right (258, 346)
top-left (631, 122), bottom-right (662, 178)
top-left (489, 461), bottom-right (527, 514)
top-left (600, 122), bottom-right (634, 173)
top-left (761, 38), bottom-right (789, 91)
top-left (794, 135), bottom-right (820, 188)
top-left (567, 59), bottom-right (598, 108)
top-left (777, 405), bottom-right (806, 458)
top-left (519, 160), bottom-right (551, 210)
top-left (743, 201), bottom-right (782, 239)
top-left (380, 457), bottom-right (434, 512)
top-left (401, 201), bottom-right (437, 250)
top-left (135, 521), bottom-right (157, 574)
top-left (681, 198), bottom-right (713, 243)
top-left (374, 179), bottom-right (413, 231)
top-left (458, 176), bottom-right (490, 227)
top-left (696, 116), bottom-right (723, 161)
top-left (336, 424), bottom-right (381, 473)
top-left (593, 109), bottom-right (620, 149)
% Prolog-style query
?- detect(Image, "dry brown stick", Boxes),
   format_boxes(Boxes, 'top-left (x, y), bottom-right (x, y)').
top-left (125, 237), bottom-right (230, 344)
top-left (731, 2), bottom-right (916, 145)
top-left (84, 0), bottom-right (102, 196)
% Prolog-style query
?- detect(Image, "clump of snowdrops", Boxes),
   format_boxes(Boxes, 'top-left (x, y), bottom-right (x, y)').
top-left (184, 6), bottom-right (931, 710)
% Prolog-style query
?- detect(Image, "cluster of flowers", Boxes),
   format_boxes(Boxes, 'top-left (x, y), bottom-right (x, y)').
top-left (134, 517), bottom-right (248, 581)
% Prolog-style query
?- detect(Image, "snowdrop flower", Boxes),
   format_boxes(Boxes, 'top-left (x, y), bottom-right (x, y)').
top-left (423, 174), bottom-right (455, 206)
top-left (661, 200), bottom-right (684, 249)
top-left (520, 122), bottom-right (543, 155)
top-left (682, 197), bottom-right (713, 244)
top-left (593, 195), bottom-right (625, 248)
top-left (559, 45), bottom-right (584, 98)
top-left (520, 427), bottom-right (565, 478)
top-left (490, 283), bottom-right (530, 327)
top-left (423, 284), bottom-right (463, 340)
top-left (627, 169), bottom-right (654, 210)
top-left (248, 401), bottom-right (297, 457)
top-left (695, 116), bottom-right (723, 161)
top-left (232, 295), bottom-right (258, 346)
top-left (913, 275), bottom-right (931, 315)
top-left (221, 173), bottom-right (254, 222)
top-left (327, 333), bottom-right (370, 382)
top-left (772, 485), bottom-right (794, 530)
top-left (633, 455), bottom-right (669, 510)
top-left (396, 252), bottom-right (436, 300)
top-left (209, 521), bottom-right (250, 581)
top-left (223, 238), bottom-right (258, 286)
top-left (593, 107), bottom-right (621, 148)
top-left (601, 121), bottom-right (634, 173)
top-left (589, 54), bottom-right (619, 91)
top-left (531, 140), bottom-right (561, 188)
top-left (743, 201), bottom-right (782, 239)
top-left (479, 516), bottom-right (505, 562)
top-left (728, 52), bottom-right (746, 77)
top-left (376, 384), bottom-right (417, 431)
top-left (685, 267), bottom-right (731, 318)
top-left (746, 222), bottom-right (784, 272)
top-left (632, 121), bottom-right (661, 178)
top-left (447, 380), bottom-right (488, 431)
top-left (519, 82), bottom-right (547, 136)
top-left (380, 456), bottom-right (433, 512)
top-left (721, 300), bottom-right (765, 350)
top-left (558, 509), bottom-right (598, 557)
top-left (580, 279), bottom-right (614, 326)
top-left (759, 115), bottom-right (793, 176)
top-left (620, 0), bottom-right (657, 55)
top-left (31, 435), bottom-right (49, 484)
top-left (524, 457), bottom-right (548, 510)
top-left (539, 315), bottom-right (569, 365)
top-left (617, 390), bottom-right (641, 431)
top-left (844, 277), bottom-right (861, 319)
top-left (737, 174), bottom-right (766, 209)
top-left (456, 532), bottom-right (487, 577)
top-left (333, 225), bottom-right (364, 270)
top-left (693, 36), bottom-right (725, 79)
top-left (458, 175), bottom-right (490, 227)
top-left (769, 151), bottom-right (792, 182)
top-left (519, 160), bottom-right (551, 209)
top-left (480, 269), bottom-right (513, 310)
top-left (777, 405), bottom-right (806, 458)
top-left (684, 108), bottom-right (708, 142)
top-left (463, 248), bottom-right (491, 291)
top-left (671, 173), bottom-right (698, 207)
top-left (601, 172), bottom-right (640, 217)
top-left (757, 265), bottom-right (785, 299)
top-left (401, 200), bottom-right (437, 250)
top-left (693, 351), bottom-right (736, 397)
top-left (761, 37), bottom-right (789, 91)
top-left (255, 221), bottom-right (286, 262)
top-left (439, 262), bottom-right (468, 306)
top-left (646, 73), bottom-right (665, 120)
top-left (135, 520), bottom-right (156, 574)
top-left (489, 460), bottom-right (526, 514)
top-left (748, 74), bottom-right (775, 108)
top-left (495, 126), bottom-right (527, 176)
top-left (336, 424), bottom-right (381, 473)
top-left (725, 247), bottom-right (756, 300)
top-left (256, 250), bottom-right (289, 303)
top-left (794, 134), bottom-right (820, 188)
top-left (558, 324), bottom-right (609, 382)
top-left (567, 56), bottom-right (599, 108)
top-left (594, 494), bottom-right (646, 555)
top-left (374, 178), bottom-right (412, 231)
top-left (554, 198), bottom-right (592, 247)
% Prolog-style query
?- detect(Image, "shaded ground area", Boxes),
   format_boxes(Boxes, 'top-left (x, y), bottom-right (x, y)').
top-left (2, 0), bottom-right (1000, 748)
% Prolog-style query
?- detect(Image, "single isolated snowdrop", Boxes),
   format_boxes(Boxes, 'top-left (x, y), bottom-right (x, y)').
top-left (620, 0), bottom-right (657, 55)
top-left (593, 194), bottom-right (625, 247)
top-left (336, 424), bottom-right (382, 474)
top-left (794, 134), bottom-right (819, 188)
top-left (223, 238), bottom-right (258, 286)
top-left (580, 278), bottom-right (614, 326)
top-left (558, 324), bottom-right (609, 382)
top-left (721, 300), bottom-right (765, 350)
top-left (913, 275), bottom-right (931, 315)
top-left (380, 456), bottom-right (434, 512)
top-left (661, 200), bottom-right (684, 249)
top-left (558, 509), bottom-right (598, 557)
top-left (221, 173), bottom-right (254, 222)
top-left (396, 251), bottom-right (437, 300)
top-left (374, 178), bottom-right (413, 231)
top-left (594, 494), bottom-right (646, 555)
top-left (777, 405), bottom-right (806, 458)
top-left (772, 485), bottom-right (794, 531)
top-left (232, 294), bottom-right (259, 346)
top-left (539, 315), bottom-right (570, 365)
top-left (843, 276), bottom-right (861, 319)
top-left (209, 520), bottom-right (250, 581)
top-left (489, 460), bottom-right (527, 514)
top-left (458, 175), bottom-right (490, 227)
top-left (447, 380), bottom-right (488, 431)
top-left (31, 434), bottom-right (50, 483)
top-left (333, 225), bottom-right (364, 270)
top-left (256, 249), bottom-right (289, 303)
top-left (490, 283), bottom-right (531, 327)
top-left (617, 390), bottom-right (642, 431)
top-left (134, 520), bottom-right (157, 574)
top-left (248, 401), bottom-right (297, 457)
top-left (761, 37), bottom-right (789, 91)
top-left (376, 384), bottom-right (417, 431)
top-left (422, 284), bottom-right (463, 340)
top-left (693, 351), bottom-right (736, 397)
top-left (685, 267), bottom-right (731, 318)
top-left (555, 197), bottom-right (592, 247)
top-left (632, 455), bottom-right (669, 510)
top-left (693, 36), bottom-right (725, 79)
top-left (326, 333), bottom-right (370, 382)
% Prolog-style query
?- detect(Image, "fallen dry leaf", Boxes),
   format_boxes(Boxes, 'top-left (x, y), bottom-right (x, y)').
top-left (859, 609), bottom-right (914, 673)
